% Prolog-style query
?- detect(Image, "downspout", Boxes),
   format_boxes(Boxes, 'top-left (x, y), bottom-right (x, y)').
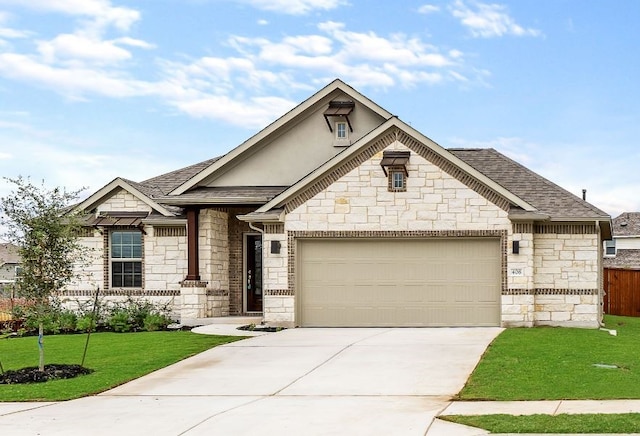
top-left (248, 222), bottom-right (264, 235)
top-left (247, 221), bottom-right (265, 324)
top-left (596, 220), bottom-right (605, 327)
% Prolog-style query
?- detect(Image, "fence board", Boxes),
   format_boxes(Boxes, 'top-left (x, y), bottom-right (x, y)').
top-left (604, 268), bottom-right (640, 317)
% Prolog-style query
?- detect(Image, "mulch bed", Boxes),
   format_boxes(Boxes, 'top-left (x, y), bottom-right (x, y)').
top-left (0, 364), bottom-right (93, 384)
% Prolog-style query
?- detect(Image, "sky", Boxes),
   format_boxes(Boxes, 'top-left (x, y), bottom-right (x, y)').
top-left (0, 0), bottom-right (638, 219)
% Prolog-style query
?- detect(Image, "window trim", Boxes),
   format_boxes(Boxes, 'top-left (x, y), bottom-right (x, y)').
top-left (604, 239), bottom-right (616, 257)
top-left (335, 121), bottom-right (348, 140)
top-left (388, 168), bottom-right (407, 192)
top-left (110, 229), bottom-right (143, 288)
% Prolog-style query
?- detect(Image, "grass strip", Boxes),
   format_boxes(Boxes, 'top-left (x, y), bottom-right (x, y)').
top-left (0, 331), bottom-right (244, 401)
top-left (442, 413), bottom-right (640, 434)
top-left (459, 314), bottom-right (640, 400)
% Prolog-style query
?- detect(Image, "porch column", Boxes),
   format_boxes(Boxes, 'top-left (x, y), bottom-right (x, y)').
top-left (185, 208), bottom-right (200, 281)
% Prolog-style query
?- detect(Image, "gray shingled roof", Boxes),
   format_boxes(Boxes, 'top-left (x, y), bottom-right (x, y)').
top-left (449, 148), bottom-right (609, 219)
top-left (604, 249), bottom-right (640, 269)
top-left (611, 213), bottom-right (640, 236)
top-left (124, 146), bottom-right (610, 223)
top-left (140, 157), bottom-right (221, 196)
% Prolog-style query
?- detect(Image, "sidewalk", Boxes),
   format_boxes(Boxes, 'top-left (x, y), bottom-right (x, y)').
top-left (429, 400), bottom-right (640, 436)
top-left (441, 399), bottom-right (640, 416)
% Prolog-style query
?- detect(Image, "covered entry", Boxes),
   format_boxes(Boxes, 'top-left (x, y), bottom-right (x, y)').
top-left (297, 238), bottom-right (501, 327)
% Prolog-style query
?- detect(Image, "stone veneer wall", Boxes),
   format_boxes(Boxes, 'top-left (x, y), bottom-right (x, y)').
top-left (264, 140), bottom-right (514, 326)
top-left (96, 189), bottom-right (152, 213)
top-left (262, 139), bottom-right (602, 328)
top-left (199, 209), bottom-right (230, 317)
top-left (501, 224), bottom-right (601, 328)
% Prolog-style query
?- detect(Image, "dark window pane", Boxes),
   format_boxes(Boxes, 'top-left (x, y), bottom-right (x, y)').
top-left (111, 232), bottom-right (122, 244)
top-left (112, 262), bottom-right (123, 273)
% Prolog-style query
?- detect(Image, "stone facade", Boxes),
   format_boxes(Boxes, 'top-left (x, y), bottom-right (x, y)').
top-left (261, 141), bottom-right (602, 328)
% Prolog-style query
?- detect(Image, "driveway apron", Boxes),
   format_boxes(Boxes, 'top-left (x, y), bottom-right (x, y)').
top-left (0, 327), bottom-right (502, 435)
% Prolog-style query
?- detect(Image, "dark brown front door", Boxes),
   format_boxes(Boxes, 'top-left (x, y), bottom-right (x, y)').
top-left (245, 234), bottom-right (263, 312)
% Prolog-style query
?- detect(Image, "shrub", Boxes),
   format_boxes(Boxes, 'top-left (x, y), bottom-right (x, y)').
top-left (58, 310), bottom-right (77, 333)
top-left (143, 313), bottom-right (172, 332)
top-left (76, 315), bottom-right (96, 332)
top-left (107, 310), bottom-right (132, 333)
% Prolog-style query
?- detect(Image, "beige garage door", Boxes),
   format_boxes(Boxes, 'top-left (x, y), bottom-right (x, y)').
top-left (297, 238), bottom-right (501, 327)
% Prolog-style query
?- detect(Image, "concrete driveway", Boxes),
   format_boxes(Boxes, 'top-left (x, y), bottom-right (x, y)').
top-left (0, 327), bottom-right (502, 435)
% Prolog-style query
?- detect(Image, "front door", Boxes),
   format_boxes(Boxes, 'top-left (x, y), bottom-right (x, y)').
top-left (245, 234), bottom-right (263, 312)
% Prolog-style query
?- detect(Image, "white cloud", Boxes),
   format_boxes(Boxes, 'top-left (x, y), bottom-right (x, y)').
top-left (238, 0), bottom-right (347, 15)
top-left (37, 33), bottom-right (133, 65)
top-left (450, 0), bottom-right (541, 38)
top-left (0, 11), bottom-right (31, 39)
top-left (418, 4), bottom-right (440, 14)
top-left (174, 94), bottom-right (296, 128)
top-left (0, 53), bottom-right (149, 98)
top-left (0, 0), bottom-right (140, 32)
top-left (0, 152), bottom-right (11, 160)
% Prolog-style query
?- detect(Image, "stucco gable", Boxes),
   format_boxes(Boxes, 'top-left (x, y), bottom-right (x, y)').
top-left (168, 79), bottom-right (393, 195)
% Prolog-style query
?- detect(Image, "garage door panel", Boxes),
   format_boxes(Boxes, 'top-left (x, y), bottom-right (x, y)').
top-left (298, 238), bottom-right (501, 327)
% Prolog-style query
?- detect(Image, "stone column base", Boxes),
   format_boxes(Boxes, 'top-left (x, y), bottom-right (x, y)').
top-left (180, 280), bottom-right (208, 320)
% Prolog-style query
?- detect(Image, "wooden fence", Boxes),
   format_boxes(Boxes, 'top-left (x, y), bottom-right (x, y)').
top-left (604, 268), bottom-right (640, 317)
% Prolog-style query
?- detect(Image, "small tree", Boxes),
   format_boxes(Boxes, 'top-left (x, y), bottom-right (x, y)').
top-left (0, 177), bottom-right (89, 371)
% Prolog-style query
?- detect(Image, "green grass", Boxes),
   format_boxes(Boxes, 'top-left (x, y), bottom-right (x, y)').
top-left (442, 414), bottom-right (640, 434)
top-left (459, 315), bottom-right (640, 400)
top-left (0, 331), bottom-right (244, 401)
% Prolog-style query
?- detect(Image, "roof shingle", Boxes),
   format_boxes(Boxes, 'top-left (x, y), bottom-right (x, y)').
top-left (449, 148), bottom-right (609, 220)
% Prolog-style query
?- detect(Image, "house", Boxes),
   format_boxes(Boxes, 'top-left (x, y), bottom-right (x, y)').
top-left (66, 79), bottom-right (612, 328)
top-left (604, 212), bottom-right (640, 269)
top-left (0, 243), bottom-right (20, 295)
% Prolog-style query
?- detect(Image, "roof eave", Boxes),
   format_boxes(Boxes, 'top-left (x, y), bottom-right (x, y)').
top-left (159, 197), bottom-right (272, 206)
top-left (236, 209), bottom-right (285, 223)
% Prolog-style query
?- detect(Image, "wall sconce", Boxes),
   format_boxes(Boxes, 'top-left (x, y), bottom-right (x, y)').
top-left (271, 240), bottom-right (281, 254)
top-left (512, 240), bottom-right (520, 254)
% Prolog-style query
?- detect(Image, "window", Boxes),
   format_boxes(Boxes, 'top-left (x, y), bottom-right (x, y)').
top-left (605, 240), bottom-right (616, 256)
top-left (389, 169), bottom-right (406, 192)
top-left (111, 230), bottom-right (142, 288)
top-left (336, 121), bottom-right (348, 140)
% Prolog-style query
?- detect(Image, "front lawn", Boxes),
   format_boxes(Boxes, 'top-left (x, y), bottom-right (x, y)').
top-left (0, 331), bottom-right (244, 401)
top-left (459, 315), bottom-right (640, 400)
top-left (442, 413), bottom-right (640, 434)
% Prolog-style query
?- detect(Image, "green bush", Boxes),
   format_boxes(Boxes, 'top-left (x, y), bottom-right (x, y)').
top-left (107, 310), bottom-right (132, 333)
top-left (143, 313), bottom-right (172, 331)
top-left (58, 310), bottom-right (77, 333)
top-left (76, 315), bottom-right (96, 332)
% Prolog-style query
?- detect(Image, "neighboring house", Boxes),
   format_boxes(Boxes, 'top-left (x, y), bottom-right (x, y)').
top-left (604, 212), bottom-right (640, 269)
top-left (0, 243), bottom-right (20, 295)
top-left (66, 79), bottom-right (612, 328)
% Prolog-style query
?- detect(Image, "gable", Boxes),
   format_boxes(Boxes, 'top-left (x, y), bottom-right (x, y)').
top-left (285, 140), bottom-right (510, 232)
top-left (260, 123), bottom-right (523, 218)
top-left (169, 79), bottom-right (393, 195)
top-left (204, 90), bottom-right (387, 188)
top-left (75, 178), bottom-right (176, 217)
top-left (96, 189), bottom-right (153, 214)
